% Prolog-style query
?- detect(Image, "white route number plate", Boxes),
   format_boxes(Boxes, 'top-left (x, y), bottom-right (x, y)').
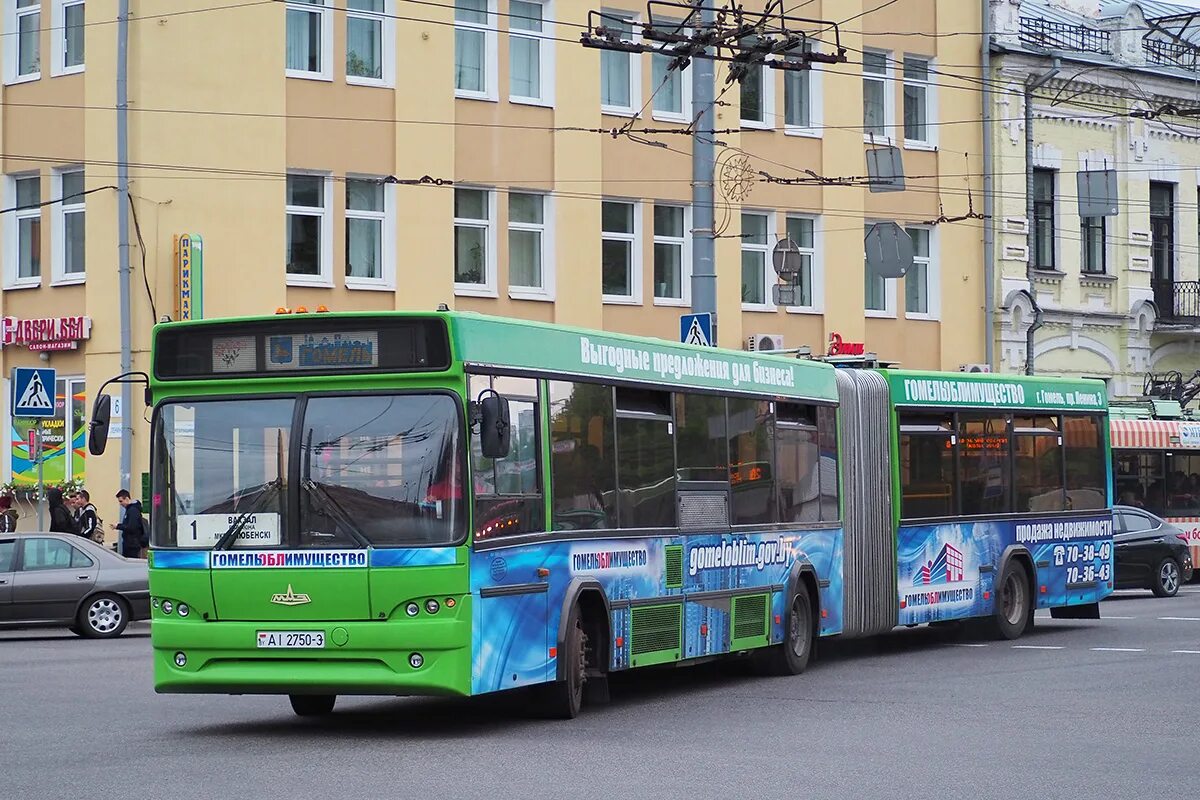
top-left (256, 631), bottom-right (325, 649)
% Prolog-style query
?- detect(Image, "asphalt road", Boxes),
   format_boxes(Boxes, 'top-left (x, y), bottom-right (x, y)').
top-left (4, 589), bottom-right (1200, 800)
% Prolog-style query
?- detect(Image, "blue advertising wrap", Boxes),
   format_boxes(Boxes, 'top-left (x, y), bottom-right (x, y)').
top-left (469, 527), bottom-right (844, 695)
top-left (896, 514), bottom-right (1113, 625)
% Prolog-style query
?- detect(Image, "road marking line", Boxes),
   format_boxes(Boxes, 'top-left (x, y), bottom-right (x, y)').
top-left (1104, 615), bottom-right (1137, 619)
top-left (1012, 645), bottom-right (1064, 650)
top-left (1172, 650), bottom-right (1200, 654)
top-left (1090, 647), bottom-right (1146, 652)
top-left (1158, 617), bottom-right (1200, 622)
top-left (948, 643), bottom-right (989, 647)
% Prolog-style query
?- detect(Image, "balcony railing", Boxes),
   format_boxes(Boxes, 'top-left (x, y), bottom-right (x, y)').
top-left (1018, 17), bottom-right (1111, 54)
top-left (1144, 37), bottom-right (1200, 68)
top-left (1154, 279), bottom-right (1200, 323)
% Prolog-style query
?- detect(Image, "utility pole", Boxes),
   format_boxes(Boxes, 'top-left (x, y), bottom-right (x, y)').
top-left (117, 0), bottom-right (133, 490)
top-left (691, 2), bottom-right (717, 341)
top-left (1023, 60), bottom-right (1059, 376)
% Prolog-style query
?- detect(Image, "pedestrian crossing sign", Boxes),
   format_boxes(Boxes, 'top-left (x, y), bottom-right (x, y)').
top-left (12, 367), bottom-right (55, 418)
top-left (680, 313), bottom-right (714, 347)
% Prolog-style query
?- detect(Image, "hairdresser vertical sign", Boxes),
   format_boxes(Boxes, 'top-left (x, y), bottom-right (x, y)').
top-left (175, 234), bottom-right (204, 320)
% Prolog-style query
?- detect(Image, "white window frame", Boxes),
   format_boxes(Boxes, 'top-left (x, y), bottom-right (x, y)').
top-left (453, 186), bottom-right (498, 297)
top-left (51, 166), bottom-right (85, 285)
top-left (783, 214), bottom-right (822, 314)
top-left (740, 210), bottom-right (776, 311)
top-left (601, 198), bottom-right (642, 304)
top-left (783, 60), bottom-right (822, 139)
top-left (864, 221), bottom-right (897, 318)
top-left (650, 24), bottom-right (691, 123)
top-left (51, 0), bottom-right (84, 76)
top-left (862, 48), bottom-right (894, 144)
top-left (454, 0), bottom-right (498, 102)
top-left (6, 0), bottom-right (41, 85)
top-left (599, 9), bottom-right (640, 117)
top-left (904, 225), bottom-right (938, 320)
top-left (285, 0), bottom-right (332, 81)
top-left (652, 203), bottom-right (691, 306)
top-left (902, 54), bottom-right (936, 150)
top-left (344, 175), bottom-right (395, 291)
top-left (345, 0), bottom-right (394, 88)
top-left (507, 0), bottom-right (554, 107)
top-left (506, 190), bottom-right (553, 301)
top-left (740, 62), bottom-right (775, 130)
top-left (4, 172), bottom-right (41, 289)
top-left (284, 171), bottom-right (334, 287)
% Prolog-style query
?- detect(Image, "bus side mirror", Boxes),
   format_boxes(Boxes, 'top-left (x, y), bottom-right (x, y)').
top-left (479, 393), bottom-right (511, 459)
top-left (88, 394), bottom-right (112, 456)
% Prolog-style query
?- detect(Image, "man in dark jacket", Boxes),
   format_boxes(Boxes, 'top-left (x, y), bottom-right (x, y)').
top-left (47, 488), bottom-right (76, 534)
top-left (112, 489), bottom-right (147, 558)
top-left (74, 489), bottom-right (101, 542)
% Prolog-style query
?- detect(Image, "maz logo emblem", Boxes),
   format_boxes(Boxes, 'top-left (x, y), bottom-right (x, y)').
top-left (270, 585), bottom-right (311, 606)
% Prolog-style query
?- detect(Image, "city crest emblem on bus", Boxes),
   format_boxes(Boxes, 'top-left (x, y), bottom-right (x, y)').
top-left (270, 585), bottom-right (311, 606)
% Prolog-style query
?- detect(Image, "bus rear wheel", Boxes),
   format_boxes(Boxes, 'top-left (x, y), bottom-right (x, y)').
top-left (988, 562), bottom-right (1031, 640)
top-left (760, 589), bottom-right (814, 676)
top-left (289, 694), bottom-right (336, 717)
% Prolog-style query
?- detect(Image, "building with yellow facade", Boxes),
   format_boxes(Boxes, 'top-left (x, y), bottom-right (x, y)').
top-left (989, 0), bottom-right (1200, 395)
top-left (0, 0), bottom-right (987, 524)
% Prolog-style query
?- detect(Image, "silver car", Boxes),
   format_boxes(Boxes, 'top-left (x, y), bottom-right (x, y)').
top-left (0, 532), bottom-right (150, 638)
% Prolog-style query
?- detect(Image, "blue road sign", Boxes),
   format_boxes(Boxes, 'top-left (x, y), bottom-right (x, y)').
top-left (680, 313), bottom-right (714, 347)
top-left (12, 367), bottom-right (56, 418)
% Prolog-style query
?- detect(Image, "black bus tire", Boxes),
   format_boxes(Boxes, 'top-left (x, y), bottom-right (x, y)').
top-left (538, 605), bottom-right (586, 719)
top-left (988, 561), bottom-right (1032, 640)
top-left (761, 589), bottom-right (814, 676)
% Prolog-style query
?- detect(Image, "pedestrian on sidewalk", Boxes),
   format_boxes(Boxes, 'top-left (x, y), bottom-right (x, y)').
top-left (47, 488), bottom-right (76, 535)
top-left (111, 489), bottom-right (147, 559)
top-left (74, 490), bottom-right (102, 543)
top-left (0, 495), bottom-right (17, 533)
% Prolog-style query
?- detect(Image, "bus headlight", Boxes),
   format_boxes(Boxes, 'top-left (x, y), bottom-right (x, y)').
top-left (409, 653), bottom-right (424, 669)
top-left (405, 603), bottom-right (419, 617)
top-left (425, 599), bottom-right (440, 615)
top-left (177, 603), bottom-right (190, 617)
top-left (174, 652), bottom-right (187, 667)
top-left (161, 600), bottom-right (174, 615)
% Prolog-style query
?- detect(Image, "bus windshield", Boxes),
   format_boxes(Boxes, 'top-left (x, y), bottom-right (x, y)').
top-left (151, 394), bottom-right (464, 549)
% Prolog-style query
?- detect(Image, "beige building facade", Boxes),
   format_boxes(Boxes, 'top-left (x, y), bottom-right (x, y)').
top-left (0, 0), bottom-right (987, 524)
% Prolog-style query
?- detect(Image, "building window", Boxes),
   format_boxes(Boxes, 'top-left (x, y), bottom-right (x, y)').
top-left (784, 216), bottom-right (817, 309)
top-left (600, 11), bottom-right (638, 114)
top-left (741, 211), bottom-right (771, 307)
top-left (1150, 181), bottom-right (1174, 285)
top-left (454, 187), bottom-right (495, 293)
top-left (51, 0), bottom-right (84, 75)
top-left (5, 174), bottom-right (41, 287)
top-left (347, 0), bottom-right (390, 84)
top-left (52, 169), bottom-right (84, 283)
top-left (9, 0), bottom-right (40, 82)
top-left (509, 0), bottom-right (552, 105)
top-left (285, 0), bottom-right (330, 79)
top-left (862, 50), bottom-right (891, 139)
top-left (1032, 168), bottom-right (1055, 270)
top-left (345, 177), bottom-right (393, 288)
top-left (902, 55), bottom-right (931, 145)
top-left (1081, 215), bottom-right (1105, 274)
top-left (601, 200), bottom-right (639, 301)
top-left (784, 56), bottom-right (820, 133)
top-left (740, 63), bottom-right (774, 128)
top-left (905, 227), bottom-right (933, 317)
top-left (285, 173), bottom-right (331, 284)
top-left (455, 0), bottom-right (496, 99)
top-left (651, 36), bottom-right (689, 121)
top-left (653, 204), bottom-right (687, 303)
top-left (508, 191), bottom-right (550, 295)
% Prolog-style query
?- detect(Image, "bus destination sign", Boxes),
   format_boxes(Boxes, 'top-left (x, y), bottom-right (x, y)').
top-left (265, 331), bottom-right (379, 371)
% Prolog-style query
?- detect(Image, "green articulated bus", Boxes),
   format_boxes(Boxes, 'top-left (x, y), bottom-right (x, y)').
top-left (88, 310), bottom-right (1114, 718)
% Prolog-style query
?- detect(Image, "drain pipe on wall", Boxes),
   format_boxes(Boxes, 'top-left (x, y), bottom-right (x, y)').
top-left (982, 0), bottom-right (995, 370)
top-left (1023, 59), bottom-right (1060, 376)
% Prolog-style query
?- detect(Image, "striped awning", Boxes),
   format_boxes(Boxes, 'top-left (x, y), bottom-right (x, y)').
top-left (1111, 419), bottom-right (1200, 450)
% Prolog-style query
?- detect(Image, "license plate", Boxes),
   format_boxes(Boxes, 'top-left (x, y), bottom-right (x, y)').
top-left (256, 631), bottom-right (325, 649)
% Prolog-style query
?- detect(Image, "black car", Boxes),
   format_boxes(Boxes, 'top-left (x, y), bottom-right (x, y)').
top-left (1114, 505), bottom-right (1194, 597)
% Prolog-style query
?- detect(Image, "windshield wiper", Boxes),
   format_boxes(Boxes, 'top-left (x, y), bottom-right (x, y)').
top-left (302, 479), bottom-right (371, 549)
top-left (213, 479), bottom-right (281, 551)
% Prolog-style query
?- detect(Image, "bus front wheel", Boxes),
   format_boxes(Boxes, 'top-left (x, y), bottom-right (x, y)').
top-left (760, 588), bottom-right (814, 676)
top-left (289, 694), bottom-right (336, 717)
top-left (988, 562), bottom-right (1032, 640)
top-left (538, 606), bottom-right (587, 720)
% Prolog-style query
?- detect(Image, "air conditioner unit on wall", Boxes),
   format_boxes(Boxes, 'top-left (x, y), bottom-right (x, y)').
top-left (747, 333), bottom-right (785, 352)
top-left (960, 363), bottom-right (992, 373)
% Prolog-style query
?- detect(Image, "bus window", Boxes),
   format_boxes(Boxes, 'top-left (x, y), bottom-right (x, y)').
top-left (777, 404), bottom-right (820, 524)
top-left (1114, 450), bottom-right (1164, 514)
top-left (817, 406), bottom-right (839, 521)
top-left (1014, 415), bottom-right (1064, 512)
top-left (1063, 415), bottom-right (1106, 510)
top-left (469, 375), bottom-right (543, 540)
top-left (615, 387), bottom-right (676, 529)
top-left (675, 393), bottom-right (728, 483)
top-left (1166, 453), bottom-right (1200, 516)
top-left (959, 415), bottom-right (1011, 515)
top-left (728, 397), bottom-right (776, 526)
top-left (899, 413), bottom-right (955, 519)
top-left (549, 381), bottom-right (617, 531)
